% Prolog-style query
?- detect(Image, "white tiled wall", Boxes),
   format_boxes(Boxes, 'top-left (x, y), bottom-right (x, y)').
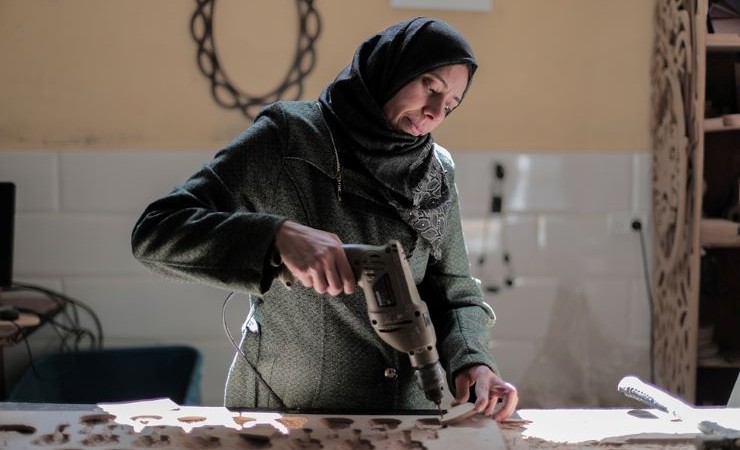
top-left (457, 151), bottom-right (653, 407)
top-left (0, 149), bottom-right (653, 408)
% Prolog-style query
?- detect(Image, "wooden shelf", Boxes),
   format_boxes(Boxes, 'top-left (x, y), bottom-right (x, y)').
top-left (653, 1), bottom-right (740, 406)
top-left (704, 116), bottom-right (740, 133)
top-left (698, 350), bottom-right (740, 368)
top-left (700, 218), bottom-right (740, 247)
top-left (706, 33), bottom-right (740, 52)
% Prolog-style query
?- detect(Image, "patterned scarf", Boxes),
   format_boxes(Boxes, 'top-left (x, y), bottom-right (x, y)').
top-left (319, 17), bottom-right (477, 259)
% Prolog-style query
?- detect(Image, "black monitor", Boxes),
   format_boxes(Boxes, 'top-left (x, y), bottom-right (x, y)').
top-left (0, 182), bottom-right (15, 288)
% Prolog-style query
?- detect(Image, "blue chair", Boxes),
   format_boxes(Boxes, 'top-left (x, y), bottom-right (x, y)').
top-left (8, 345), bottom-right (202, 405)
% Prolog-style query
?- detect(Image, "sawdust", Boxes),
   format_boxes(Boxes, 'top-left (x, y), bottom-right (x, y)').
top-left (370, 418), bottom-right (402, 430)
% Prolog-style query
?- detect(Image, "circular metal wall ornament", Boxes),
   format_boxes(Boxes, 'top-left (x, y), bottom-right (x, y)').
top-left (190, 0), bottom-right (321, 121)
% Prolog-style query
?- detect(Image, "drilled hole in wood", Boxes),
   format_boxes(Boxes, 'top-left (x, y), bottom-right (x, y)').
top-left (321, 417), bottom-right (354, 429)
top-left (370, 417), bottom-right (402, 430)
top-left (0, 424), bottom-right (36, 434)
top-left (177, 415), bottom-right (207, 424)
top-left (80, 413), bottom-right (117, 425)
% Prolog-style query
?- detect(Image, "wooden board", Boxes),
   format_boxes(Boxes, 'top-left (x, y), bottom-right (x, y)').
top-left (440, 402), bottom-right (477, 425)
top-left (0, 399), bottom-right (507, 449)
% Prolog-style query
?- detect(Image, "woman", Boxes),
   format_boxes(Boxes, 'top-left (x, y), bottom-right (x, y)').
top-left (132, 17), bottom-right (517, 421)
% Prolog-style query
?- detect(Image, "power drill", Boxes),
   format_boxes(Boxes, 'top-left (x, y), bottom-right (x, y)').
top-left (280, 240), bottom-right (446, 408)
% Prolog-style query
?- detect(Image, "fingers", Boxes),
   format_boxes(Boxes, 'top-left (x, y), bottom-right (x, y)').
top-left (454, 365), bottom-right (519, 423)
top-left (484, 381), bottom-right (518, 422)
top-left (295, 246), bottom-right (351, 296)
top-left (483, 395), bottom-right (500, 417)
top-left (474, 380), bottom-right (495, 415)
top-left (492, 383), bottom-right (519, 422)
top-left (313, 247), bottom-right (354, 296)
top-left (451, 373), bottom-right (471, 406)
top-left (274, 221), bottom-right (356, 296)
top-left (335, 251), bottom-right (356, 295)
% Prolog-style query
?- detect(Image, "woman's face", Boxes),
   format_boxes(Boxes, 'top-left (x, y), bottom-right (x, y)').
top-left (382, 64), bottom-right (470, 136)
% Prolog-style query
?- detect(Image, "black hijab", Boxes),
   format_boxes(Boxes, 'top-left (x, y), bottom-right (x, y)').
top-left (319, 17), bottom-right (477, 259)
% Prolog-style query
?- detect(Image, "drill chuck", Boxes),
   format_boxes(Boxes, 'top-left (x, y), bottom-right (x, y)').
top-left (415, 361), bottom-right (446, 406)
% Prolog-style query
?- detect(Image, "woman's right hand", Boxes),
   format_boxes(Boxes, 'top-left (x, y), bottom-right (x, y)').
top-left (274, 220), bottom-right (356, 296)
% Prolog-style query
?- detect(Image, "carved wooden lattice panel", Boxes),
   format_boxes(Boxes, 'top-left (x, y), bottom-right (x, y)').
top-left (651, 0), bottom-right (703, 402)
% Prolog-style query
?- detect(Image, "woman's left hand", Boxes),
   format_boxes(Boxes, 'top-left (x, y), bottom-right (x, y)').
top-left (452, 364), bottom-right (518, 422)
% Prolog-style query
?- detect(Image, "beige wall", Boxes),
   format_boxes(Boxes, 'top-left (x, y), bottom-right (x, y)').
top-left (0, 0), bottom-right (655, 152)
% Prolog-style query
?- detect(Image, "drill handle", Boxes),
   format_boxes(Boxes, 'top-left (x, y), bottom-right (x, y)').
top-left (276, 243), bottom-right (371, 289)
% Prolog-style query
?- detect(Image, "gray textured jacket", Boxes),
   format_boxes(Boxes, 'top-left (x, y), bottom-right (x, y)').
top-left (131, 101), bottom-right (497, 411)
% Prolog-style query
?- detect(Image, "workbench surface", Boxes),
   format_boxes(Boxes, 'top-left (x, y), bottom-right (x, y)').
top-left (0, 399), bottom-right (505, 449)
top-left (505, 407), bottom-right (740, 450)
top-left (1, 401), bottom-right (738, 449)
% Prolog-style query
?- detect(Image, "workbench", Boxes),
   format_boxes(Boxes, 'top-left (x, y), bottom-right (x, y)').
top-left (1, 400), bottom-right (739, 449)
top-left (508, 408), bottom-right (740, 449)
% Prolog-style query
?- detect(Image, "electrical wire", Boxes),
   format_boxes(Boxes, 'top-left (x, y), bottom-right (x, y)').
top-left (13, 307), bottom-right (97, 351)
top-left (7, 319), bottom-right (49, 382)
top-left (8, 282), bottom-right (103, 350)
top-left (5, 319), bottom-right (41, 378)
top-left (221, 291), bottom-right (286, 408)
top-left (476, 162), bottom-right (515, 293)
top-left (3, 282), bottom-right (104, 386)
top-left (632, 219), bottom-right (656, 384)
